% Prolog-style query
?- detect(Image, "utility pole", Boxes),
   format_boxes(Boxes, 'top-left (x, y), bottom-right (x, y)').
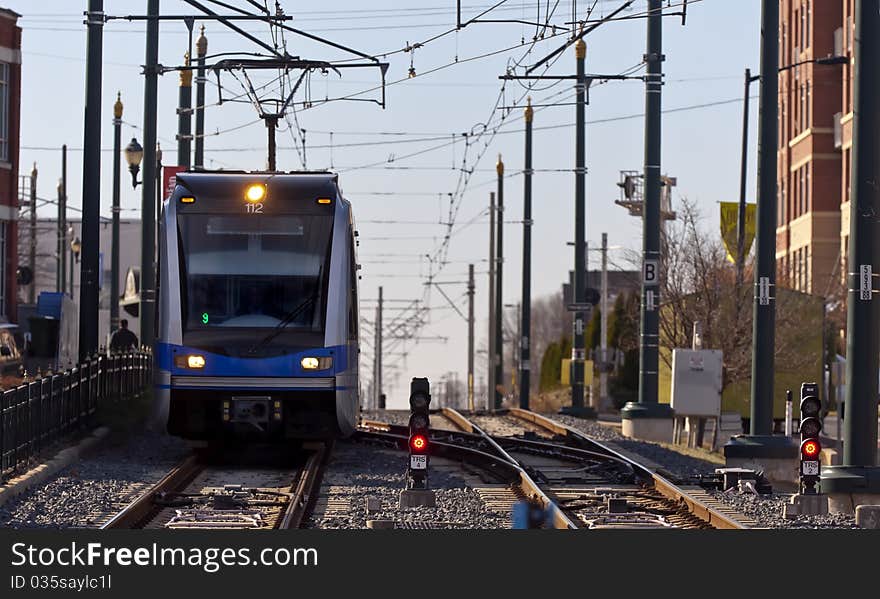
top-left (111, 93), bottom-right (122, 334)
top-left (621, 0), bottom-right (673, 438)
top-left (177, 52), bottom-right (192, 169)
top-left (822, 0), bottom-right (880, 499)
top-left (139, 0), bottom-right (160, 352)
top-left (194, 25), bottom-right (207, 169)
top-left (570, 37), bottom-right (588, 414)
top-left (520, 98), bottom-right (533, 410)
top-left (79, 0), bottom-right (104, 361)
top-left (59, 145), bottom-right (67, 295)
top-left (376, 286), bottom-right (384, 409)
top-left (599, 232), bottom-right (608, 412)
top-left (488, 191), bottom-right (496, 411)
top-left (494, 155), bottom-right (504, 409)
top-left (28, 163), bottom-right (36, 305)
top-left (467, 263), bottom-right (475, 412)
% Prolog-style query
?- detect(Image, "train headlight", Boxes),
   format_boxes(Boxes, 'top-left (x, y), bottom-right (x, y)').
top-left (301, 356), bottom-right (333, 370)
top-left (174, 354), bottom-right (206, 369)
top-left (187, 355), bottom-right (206, 369)
top-left (245, 183), bottom-right (267, 203)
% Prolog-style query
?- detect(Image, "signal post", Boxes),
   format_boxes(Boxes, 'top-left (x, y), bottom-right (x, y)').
top-left (784, 383), bottom-right (829, 517)
top-left (400, 377), bottom-right (437, 508)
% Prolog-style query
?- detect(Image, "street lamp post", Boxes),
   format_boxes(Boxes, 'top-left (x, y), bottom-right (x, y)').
top-left (125, 138), bottom-right (144, 188)
top-left (111, 93), bottom-right (123, 334)
top-left (737, 55), bottom-right (847, 287)
top-left (726, 52), bottom-right (848, 465)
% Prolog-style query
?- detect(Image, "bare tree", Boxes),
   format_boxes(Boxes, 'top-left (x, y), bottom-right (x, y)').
top-left (635, 199), bottom-right (822, 393)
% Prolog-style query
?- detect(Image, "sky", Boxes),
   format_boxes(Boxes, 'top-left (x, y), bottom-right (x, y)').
top-left (8, 0), bottom-right (762, 407)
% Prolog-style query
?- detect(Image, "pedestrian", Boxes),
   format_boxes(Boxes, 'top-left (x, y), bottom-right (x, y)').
top-left (109, 319), bottom-right (139, 353)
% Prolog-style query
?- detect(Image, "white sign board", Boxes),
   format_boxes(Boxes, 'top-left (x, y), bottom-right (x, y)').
top-left (670, 348), bottom-right (723, 417)
top-left (860, 265), bottom-right (872, 301)
top-left (758, 276), bottom-right (771, 305)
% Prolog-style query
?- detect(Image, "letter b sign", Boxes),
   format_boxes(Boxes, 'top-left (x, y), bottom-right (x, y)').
top-left (643, 259), bottom-right (659, 286)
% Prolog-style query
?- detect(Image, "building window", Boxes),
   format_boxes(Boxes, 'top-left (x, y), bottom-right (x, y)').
top-left (805, 1), bottom-right (811, 48)
top-left (806, 81), bottom-right (811, 128)
top-left (805, 164), bottom-right (810, 212)
top-left (801, 167), bottom-right (807, 214)
top-left (0, 63), bottom-right (8, 162)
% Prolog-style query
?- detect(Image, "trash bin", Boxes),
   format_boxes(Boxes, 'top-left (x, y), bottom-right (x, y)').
top-left (28, 316), bottom-right (59, 358)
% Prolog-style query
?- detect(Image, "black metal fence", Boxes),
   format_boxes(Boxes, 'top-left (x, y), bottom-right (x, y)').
top-left (0, 351), bottom-right (153, 481)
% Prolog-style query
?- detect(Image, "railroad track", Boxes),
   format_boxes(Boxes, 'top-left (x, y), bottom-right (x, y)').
top-left (358, 409), bottom-right (755, 530)
top-left (102, 442), bottom-right (329, 530)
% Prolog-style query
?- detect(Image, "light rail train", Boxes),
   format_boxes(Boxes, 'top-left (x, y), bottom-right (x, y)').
top-left (153, 172), bottom-right (359, 440)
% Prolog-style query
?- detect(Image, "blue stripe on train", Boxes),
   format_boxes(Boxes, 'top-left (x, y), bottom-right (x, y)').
top-left (156, 342), bottom-right (350, 377)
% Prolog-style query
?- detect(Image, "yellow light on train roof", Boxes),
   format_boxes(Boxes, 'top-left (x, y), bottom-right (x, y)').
top-left (317, 198), bottom-right (332, 205)
top-left (180, 196), bottom-right (196, 204)
top-left (245, 183), bottom-right (267, 203)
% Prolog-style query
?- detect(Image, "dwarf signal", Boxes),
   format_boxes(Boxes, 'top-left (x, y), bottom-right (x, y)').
top-left (408, 377), bottom-right (431, 490)
top-left (799, 382), bottom-right (822, 493)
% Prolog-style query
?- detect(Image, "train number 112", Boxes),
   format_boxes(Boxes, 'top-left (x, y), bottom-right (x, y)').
top-left (246, 203), bottom-right (264, 214)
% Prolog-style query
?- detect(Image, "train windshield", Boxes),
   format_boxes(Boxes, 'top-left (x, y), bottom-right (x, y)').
top-left (177, 213), bottom-right (333, 352)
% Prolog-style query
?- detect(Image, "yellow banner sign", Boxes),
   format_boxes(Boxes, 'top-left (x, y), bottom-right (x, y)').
top-left (720, 202), bottom-right (756, 263)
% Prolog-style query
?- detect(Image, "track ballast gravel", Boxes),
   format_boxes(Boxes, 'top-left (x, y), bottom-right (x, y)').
top-left (308, 441), bottom-right (509, 529)
top-left (0, 431), bottom-right (189, 529)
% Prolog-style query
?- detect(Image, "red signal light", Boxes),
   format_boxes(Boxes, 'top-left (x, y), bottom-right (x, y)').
top-left (801, 439), bottom-right (821, 459)
top-left (410, 434), bottom-right (428, 453)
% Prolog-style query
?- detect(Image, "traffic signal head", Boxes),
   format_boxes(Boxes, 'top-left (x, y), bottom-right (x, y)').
top-left (410, 433), bottom-right (428, 453)
top-left (410, 377), bottom-right (431, 413)
top-left (799, 382), bottom-right (822, 493)
top-left (799, 382), bottom-right (822, 440)
top-left (801, 439), bottom-right (821, 459)
top-left (800, 382), bottom-right (821, 417)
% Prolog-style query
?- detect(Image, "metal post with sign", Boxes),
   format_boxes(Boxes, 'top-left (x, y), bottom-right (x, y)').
top-left (620, 1), bottom-right (674, 441)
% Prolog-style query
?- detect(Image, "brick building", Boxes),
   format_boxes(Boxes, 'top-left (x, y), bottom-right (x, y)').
top-left (839, 0), bottom-right (855, 270)
top-left (0, 8), bottom-right (20, 321)
top-left (776, 0), bottom-right (844, 296)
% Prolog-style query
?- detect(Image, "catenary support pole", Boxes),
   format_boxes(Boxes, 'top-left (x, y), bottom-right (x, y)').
top-left (488, 191), bottom-right (496, 411)
top-left (59, 144), bottom-right (67, 296)
top-left (140, 0), bottom-right (160, 351)
top-left (468, 263), bottom-right (475, 412)
top-left (377, 286), bottom-right (384, 409)
top-left (177, 52), bottom-right (192, 169)
top-left (600, 232), bottom-right (608, 411)
top-left (520, 98), bottom-right (533, 410)
top-left (748, 0), bottom-right (779, 436)
top-left (494, 156), bottom-right (504, 409)
top-left (28, 164), bottom-right (36, 304)
top-left (621, 0), bottom-right (674, 434)
top-left (570, 38), bottom-right (587, 413)
top-left (194, 25), bottom-right (207, 169)
top-left (79, 0), bottom-right (104, 360)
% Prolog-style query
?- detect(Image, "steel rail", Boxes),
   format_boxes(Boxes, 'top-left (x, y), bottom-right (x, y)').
top-left (506, 408), bottom-right (751, 530)
top-left (440, 407), bottom-right (577, 529)
top-left (101, 454), bottom-right (204, 529)
top-left (278, 442), bottom-right (330, 529)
